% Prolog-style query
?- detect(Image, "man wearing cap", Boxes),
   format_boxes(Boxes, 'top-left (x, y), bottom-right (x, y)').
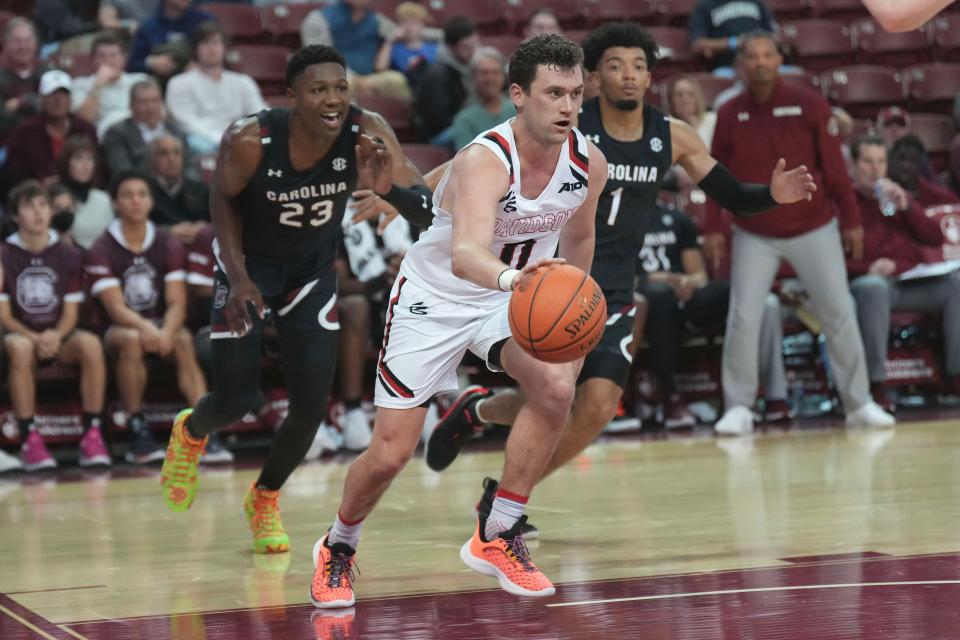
top-left (2, 69), bottom-right (97, 197)
top-left (877, 106), bottom-right (938, 182)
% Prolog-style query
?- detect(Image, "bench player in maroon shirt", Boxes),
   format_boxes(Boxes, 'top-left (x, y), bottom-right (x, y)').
top-left (0, 181), bottom-right (108, 471)
top-left (84, 170), bottom-right (208, 464)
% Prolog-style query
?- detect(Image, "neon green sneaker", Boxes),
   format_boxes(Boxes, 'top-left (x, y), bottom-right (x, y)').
top-left (243, 483), bottom-right (290, 554)
top-left (160, 409), bottom-right (206, 512)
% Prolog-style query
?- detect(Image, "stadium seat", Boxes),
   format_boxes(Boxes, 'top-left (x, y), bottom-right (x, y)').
top-left (428, 0), bottom-right (503, 35)
top-left (779, 20), bottom-right (856, 72)
top-left (765, 0), bottom-right (813, 21)
top-left (903, 63), bottom-right (960, 114)
top-left (202, 3), bottom-right (264, 44)
top-left (647, 26), bottom-right (698, 76)
top-left (356, 94), bottom-right (414, 142)
top-left (821, 65), bottom-right (905, 118)
top-left (683, 73), bottom-right (736, 109)
top-left (849, 117), bottom-right (874, 142)
top-left (809, 0), bottom-right (870, 22)
top-left (646, 80), bottom-right (665, 109)
top-left (565, 30), bottom-right (591, 45)
top-left (260, 3), bottom-right (322, 49)
top-left (581, 0), bottom-right (657, 29)
top-left (50, 52), bottom-right (96, 77)
top-left (401, 143), bottom-right (453, 174)
top-left (483, 34), bottom-right (522, 59)
top-left (779, 69), bottom-right (821, 94)
top-left (929, 14), bottom-right (960, 61)
top-left (851, 18), bottom-right (932, 67)
top-left (652, 0), bottom-right (698, 27)
top-left (909, 113), bottom-right (957, 171)
top-left (225, 46), bottom-right (289, 96)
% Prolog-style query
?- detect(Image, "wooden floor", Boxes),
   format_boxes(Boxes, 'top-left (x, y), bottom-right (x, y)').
top-left (3, 415), bottom-right (960, 639)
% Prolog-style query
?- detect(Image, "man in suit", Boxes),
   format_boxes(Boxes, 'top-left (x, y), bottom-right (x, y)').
top-left (102, 78), bottom-right (188, 177)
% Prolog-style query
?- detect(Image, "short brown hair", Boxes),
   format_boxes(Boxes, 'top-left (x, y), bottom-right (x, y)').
top-left (509, 33), bottom-right (583, 93)
top-left (7, 180), bottom-right (47, 217)
top-left (191, 21), bottom-right (227, 60)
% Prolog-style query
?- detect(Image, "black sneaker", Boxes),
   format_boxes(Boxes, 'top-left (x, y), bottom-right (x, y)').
top-left (200, 433), bottom-right (234, 464)
top-left (475, 477), bottom-right (540, 540)
top-left (125, 429), bottom-right (165, 464)
top-left (426, 386), bottom-right (493, 471)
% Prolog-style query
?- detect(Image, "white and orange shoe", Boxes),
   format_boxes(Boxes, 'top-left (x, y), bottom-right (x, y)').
top-left (459, 516), bottom-right (555, 597)
top-left (310, 535), bottom-right (357, 609)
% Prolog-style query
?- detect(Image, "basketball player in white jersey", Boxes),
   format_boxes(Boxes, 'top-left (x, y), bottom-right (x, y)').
top-left (309, 34), bottom-right (608, 606)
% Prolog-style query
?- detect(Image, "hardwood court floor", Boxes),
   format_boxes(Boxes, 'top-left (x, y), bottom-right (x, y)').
top-left (3, 415), bottom-right (960, 639)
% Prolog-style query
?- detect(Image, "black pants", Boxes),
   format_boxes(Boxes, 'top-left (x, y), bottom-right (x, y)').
top-left (190, 259), bottom-right (339, 490)
top-left (636, 280), bottom-right (730, 396)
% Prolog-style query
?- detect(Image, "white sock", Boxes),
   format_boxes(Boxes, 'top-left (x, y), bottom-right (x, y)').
top-left (474, 398), bottom-right (491, 425)
top-left (484, 488), bottom-right (527, 541)
top-left (328, 511), bottom-right (364, 549)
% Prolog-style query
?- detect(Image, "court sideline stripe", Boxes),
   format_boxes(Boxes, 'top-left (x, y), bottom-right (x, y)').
top-left (547, 580), bottom-right (960, 607)
top-left (0, 592), bottom-right (76, 640)
top-left (58, 624), bottom-right (91, 640)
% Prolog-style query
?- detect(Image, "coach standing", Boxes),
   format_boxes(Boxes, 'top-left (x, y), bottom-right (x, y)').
top-left (702, 31), bottom-right (895, 434)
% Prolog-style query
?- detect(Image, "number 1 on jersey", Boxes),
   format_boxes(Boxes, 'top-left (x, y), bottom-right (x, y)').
top-left (499, 239), bottom-right (536, 270)
top-left (606, 187), bottom-right (624, 226)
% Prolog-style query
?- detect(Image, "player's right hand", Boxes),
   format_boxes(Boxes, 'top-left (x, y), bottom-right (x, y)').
top-left (514, 258), bottom-right (566, 292)
top-left (225, 278), bottom-right (265, 336)
top-left (138, 323), bottom-right (163, 354)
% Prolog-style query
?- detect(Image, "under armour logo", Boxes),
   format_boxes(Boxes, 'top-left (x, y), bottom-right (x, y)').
top-left (738, 112), bottom-right (750, 122)
top-left (267, 169), bottom-right (283, 177)
top-left (585, 134), bottom-right (600, 145)
top-left (332, 158), bottom-right (347, 172)
top-left (408, 302), bottom-right (428, 315)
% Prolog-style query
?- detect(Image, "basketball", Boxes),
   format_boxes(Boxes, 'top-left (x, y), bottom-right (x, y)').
top-left (508, 264), bottom-right (607, 363)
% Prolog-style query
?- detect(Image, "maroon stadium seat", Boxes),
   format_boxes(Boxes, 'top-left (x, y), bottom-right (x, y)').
top-left (779, 69), bottom-right (822, 94)
top-left (401, 143), bottom-right (453, 174)
top-left (226, 46), bottom-right (289, 96)
top-left (581, 0), bottom-right (657, 28)
top-left (929, 14), bottom-right (960, 61)
top-left (851, 18), bottom-right (932, 67)
top-left (652, 0), bottom-right (698, 27)
top-left (909, 113), bottom-right (957, 171)
top-left (809, 0), bottom-right (870, 22)
top-left (483, 34), bottom-right (522, 59)
top-left (779, 20), bottom-right (856, 72)
top-left (429, 0), bottom-right (503, 35)
top-left (565, 30), bottom-right (591, 45)
top-left (356, 94), bottom-right (414, 142)
top-left (821, 65), bottom-right (906, 119)
top-left (683, 73), bottom-right (736, 109)
top-left (203, 3), bottom-right (264, 44)
top-left (903, 63), bottom-right (960, 114)
top-left (645, 80), bottom-right (665, 109)
top-left (647, 26), bottom-right (698, 76)
top-left (765, 0), bottom-right (813, 21)
top-left (260, 3), bottom-right (322, 49)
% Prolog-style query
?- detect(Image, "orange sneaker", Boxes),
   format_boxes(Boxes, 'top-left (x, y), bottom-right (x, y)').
top-left (310, 535), bottom-right (357, 609)
top-left (160, 409), bottom-right (206, 512)
top-left (459, 516), bottom-right (555, 597)
top-left (311, 608), bottom-right (355, 640)
top-left (243, 483), bottom-right (290, 554)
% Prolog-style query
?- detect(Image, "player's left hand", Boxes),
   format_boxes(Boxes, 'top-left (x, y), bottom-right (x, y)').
top-left (356, 134), bottom-right (393, 196)
top-left (350, 188), bottom-right (399, 233)
top-left (770, 158), bottom-right (816, 204)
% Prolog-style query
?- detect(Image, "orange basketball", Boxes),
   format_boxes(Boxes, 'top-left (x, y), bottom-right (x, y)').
top-left (508, 264), bottom-right (607, 363)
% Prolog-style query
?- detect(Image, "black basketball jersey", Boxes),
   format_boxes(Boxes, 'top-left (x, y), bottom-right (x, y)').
top-left (578, 98), bottom-right (672, 302)
top-left (237, 106), bottom-right (362, 263)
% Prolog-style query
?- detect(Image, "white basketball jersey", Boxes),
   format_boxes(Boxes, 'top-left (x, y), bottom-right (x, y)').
top-left (400, 119), bottom-right (591, 307)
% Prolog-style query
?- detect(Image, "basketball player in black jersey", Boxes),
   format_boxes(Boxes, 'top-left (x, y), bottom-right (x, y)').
top-left (425, 22), bottom-right (816, 532)
top-left (160, 45), bottom-right (432, 554)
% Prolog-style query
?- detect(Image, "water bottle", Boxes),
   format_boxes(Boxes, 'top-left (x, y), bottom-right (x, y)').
top-left (875, 181), bottom-right (897, 217)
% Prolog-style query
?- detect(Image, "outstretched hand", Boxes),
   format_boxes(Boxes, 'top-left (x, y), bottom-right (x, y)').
top-left (513, 258), bottom-right (566, 292)
top-left (770, 158), bottom-right (816, 204)
top-left (355, 134), bottom-right (393, 195)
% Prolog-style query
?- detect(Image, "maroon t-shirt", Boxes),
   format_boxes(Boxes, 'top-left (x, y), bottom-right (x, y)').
top-left (84, 221), bottom-right (187, 328)
top-left (0, 232), bottom-right (84, 331)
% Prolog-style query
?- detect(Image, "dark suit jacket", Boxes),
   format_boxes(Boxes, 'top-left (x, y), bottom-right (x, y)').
top-left (102, 118), bottom-right (189, 176)
top-left (149, 176), bottom-right (210, 226)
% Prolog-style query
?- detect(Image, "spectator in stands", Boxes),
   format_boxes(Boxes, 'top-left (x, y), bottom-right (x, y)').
top-left (71, 33), bottom-right (151, 138)
top-left (103, 78), bottom-right (188, 176)
top-left (84, 169), bottom-right (207, 464)
top-left (668, 75), bottom-right (716, 148)
top-left (876, 106), bottom-right (937, 182)
top-left (47, 183), bottom-right (79, 237)
top-left (847, 136), bottom-right (960, 404)
top-left (1, 180), bottom-right (109, 471)
top-left (303, 0), bottom-right (385, 76)
top-left (101, 0), bottom-right (158, 28)
top-left (703, 31), bottom-right (893, 434)
top-left (166, 22), bottom-right (267, 154)
top-left (3, 70), bottom-right (97, 194)
top-left (689, 0), bottom-right (777, 75)
top-left (55, 134), bottom-right (113, 249)
top-left (32, 0), bottom-right (104, 45)
top-left (127, 0), bottom-right (212, 78)
top-left (374, 2), bottom-right (438, 85)
top-left (147, 134), bottom-right (208, 244)
top-left (414, 16), bottom-right (479, 143)
top-left (0, 18), bottom-right (47, 149)
top-left (523, 8), bottom-right (562, 39)
top-left (449, 47), bottom-right (513, 151)
top-left (637, 205), bottom-right (789, 427)
top-left (888, 135), bottom-right (960, 208)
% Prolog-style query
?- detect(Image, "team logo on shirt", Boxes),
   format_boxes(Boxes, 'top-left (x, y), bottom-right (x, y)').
top-left (267, 169), bottom-right (283, 178)
top-left (16, 266), bottom-right (58, 314)
top-left (213, 283), bottom-right (229, 310)
top-left (585, 134), bottom-right (600, 145)
top-left (559, 181), bottom-right (585, 193)
top-left (332, 157), bottom-right (348, 172)
top-left (650, 137), bottom-right (663, 153)
top-left (123, 258), bottom-right (158, 312)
